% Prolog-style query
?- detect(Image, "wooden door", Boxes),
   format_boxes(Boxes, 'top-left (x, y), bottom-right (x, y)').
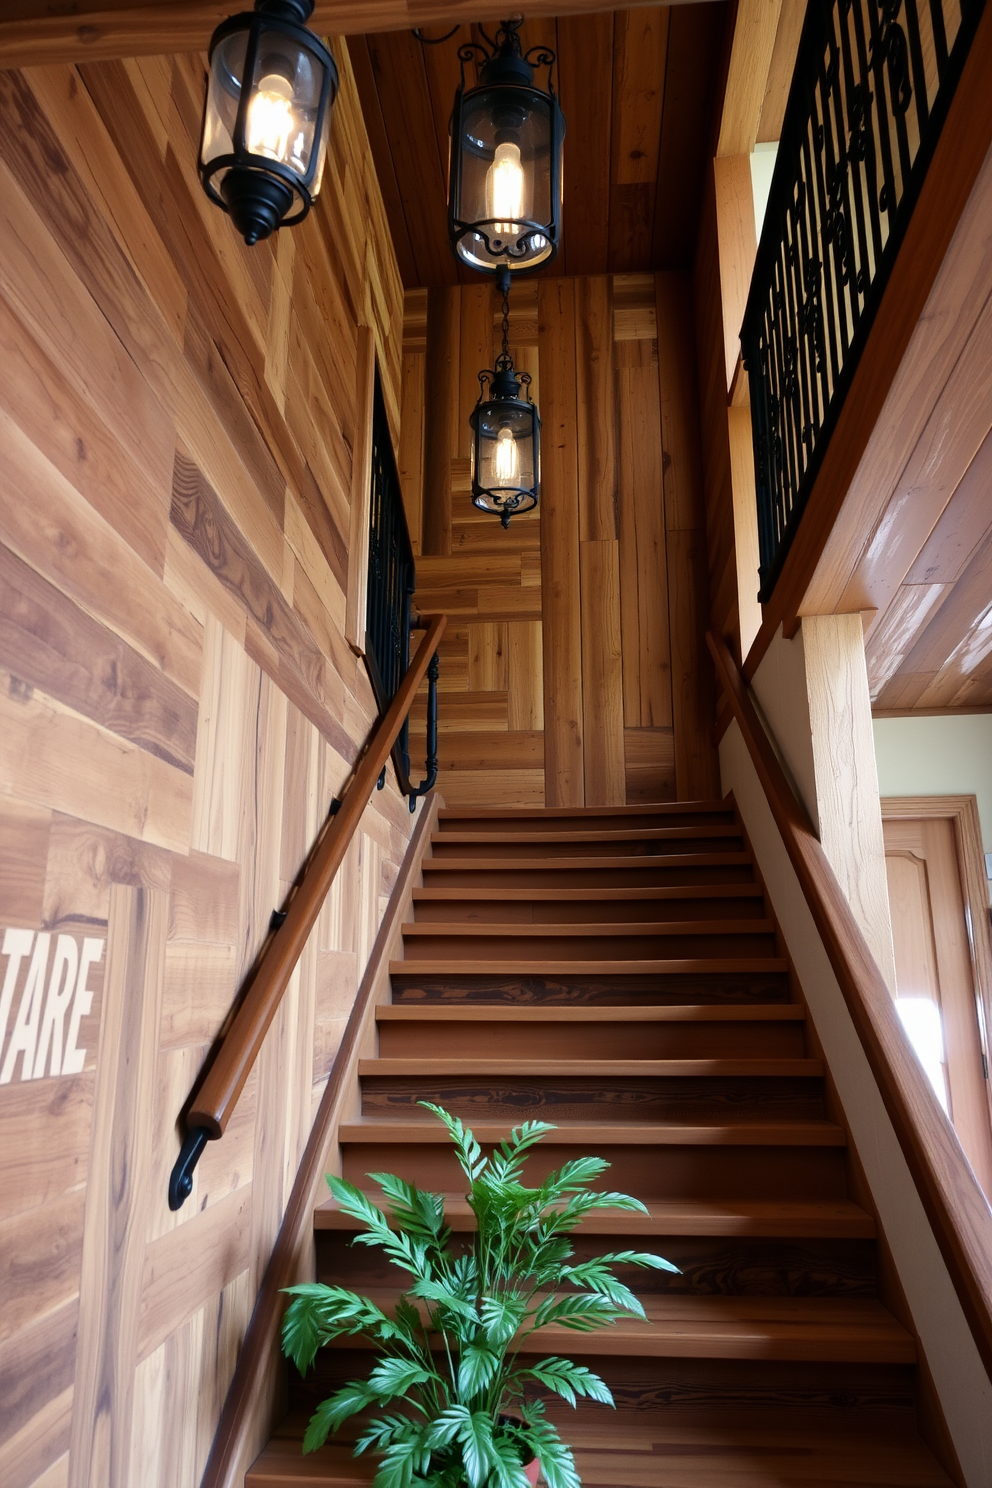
top-left (882, 808), bottom-right (992, 1194)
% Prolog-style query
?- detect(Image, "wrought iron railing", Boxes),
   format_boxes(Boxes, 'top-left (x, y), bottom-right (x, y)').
top-left (364, 368), bottom-right (439, 810)
top-left (742, 0), bottom-right (985, 601)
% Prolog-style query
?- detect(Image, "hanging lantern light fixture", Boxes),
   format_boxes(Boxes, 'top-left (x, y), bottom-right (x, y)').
top-left (470, 271), bottom-right (541, 527)
top-left (199, 0), bottom-right (338, 245)
top-left (446, 18), bottom-right (564, 276)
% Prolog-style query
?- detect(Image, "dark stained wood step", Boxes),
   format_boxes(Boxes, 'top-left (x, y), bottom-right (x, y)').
top-left (376, 1003), bottom-right (806, 1021)
top-left (437, 801), bottom-right (732, 824)
top-left (431, 826), bottom-right (742, 845)
top-left (376, 1004), bottom-right (807, 1060)
top-left (399, 922), bottom-right (780, 961)
top-left (358, 1057), bottom-right (823, 1078)
top-left (390, 957), bottom-right (788, 973)
top-left (389, 968), bottom-right (793, 1006)
top-left (317, 1229), bottom-right (877, 1299)
top-left (430, 833), bottom-right (745, 861)
top-left (338, 1118), bottom-right (846, 1146)
top-left (317, 1292), bottom-right (915, 1364)
top-left (314, 1194), bottom-right (876, 1238)
top-left (258, 1397), bottom-right (955, 1486)
top-left (419, 854), bottom-right (756, 890)
top-left (411, 884), bottom-right (768, 923)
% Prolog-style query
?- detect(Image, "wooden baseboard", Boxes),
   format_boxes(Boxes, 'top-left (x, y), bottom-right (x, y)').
top-left (199, 793), bottom-right (443, 1488)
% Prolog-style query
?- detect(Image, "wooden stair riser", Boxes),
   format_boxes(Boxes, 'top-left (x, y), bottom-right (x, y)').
top-left (287, 1351), bottom-right (921, 1426)
top-left (389, 970), bottom-right (793, 1005)
top-left (357, 1074), bottom-right (827, 1123)
top-left (429, 835), bottom-right (744, 861)
top-left (436, 806), bottom-right (736, 832)
top-left (410, 889), bottom-right (769, 924)
top-left (339, 1141), bottom-right (849, 1202)
top-left (314, 1231), bottom-right (877, 1298)
top-left (398, 928), bottom-right (781, 961)
top-left (420, 862), bottom-right (757, 890)
top-left (374, 1017), bottom-right (809, 1060)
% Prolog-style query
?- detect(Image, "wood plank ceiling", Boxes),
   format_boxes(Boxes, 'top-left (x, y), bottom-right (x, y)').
top-left (348, 4), bottom-right (728, 288)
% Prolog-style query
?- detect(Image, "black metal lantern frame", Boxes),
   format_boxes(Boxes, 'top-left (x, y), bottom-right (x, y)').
top-left (447, 18), bottom-right (565, 276)
top-left (200, 0), bottom-right (338, 245)
top-left (469, 274), bottom-right (541, 527)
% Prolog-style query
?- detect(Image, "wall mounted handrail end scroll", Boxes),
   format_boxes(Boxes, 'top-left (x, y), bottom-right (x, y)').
top-left (707, 627), bottom-right (992, 1382)
top-left (167, 613), bottom-right (447, 1209)
top-left (169, 1126), bottom-right (211, 1211)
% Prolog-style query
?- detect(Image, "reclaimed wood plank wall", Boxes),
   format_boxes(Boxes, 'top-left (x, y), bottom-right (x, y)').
top-left (0, 42), bottom-right (413, 1488)
top-left (401, 272), bottom-right (719, 808)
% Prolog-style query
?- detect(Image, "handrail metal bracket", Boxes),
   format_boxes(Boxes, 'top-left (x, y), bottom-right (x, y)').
top-left (168, 1125), bottom-right (212, 1211)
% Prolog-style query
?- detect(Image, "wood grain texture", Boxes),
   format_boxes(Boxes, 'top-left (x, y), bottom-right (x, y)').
top-left (0, 37), bottom-right (419, 1488)
top-left (68, 884), bottom-right (167, 1488)
top-left (539, 279), bottom-right (584, 808)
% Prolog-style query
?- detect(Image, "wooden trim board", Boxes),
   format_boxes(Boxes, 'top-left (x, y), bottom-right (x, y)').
top-left (0, 2), bottom-right (716, 71)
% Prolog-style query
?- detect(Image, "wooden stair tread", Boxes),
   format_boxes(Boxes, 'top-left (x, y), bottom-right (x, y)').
top-left (438, 802), bottom-right (731, 819)
top-left (324, 1293), bottom-right (915, 1363)
top-left (249, 1413), bottom-right (953, 1487)
top-left (421, 853), bottom-right (752, 871)
top-left (389, 958), bottom-right (790, 976)
top-left (338, 1118), bottom-right (846, 1146)
top-left (314, 1195), bottom-right (876, 1238)
top-left (431, 826), bottom-right (742, 844)
top-left (359, 1057), bottom-right (823, 1077)
top-left (400, 919), bottom-right (775, 937)
top-left (413, 884), bottom-right (764, 901)
top-left (377, 1004), bottom-right (806, 1023)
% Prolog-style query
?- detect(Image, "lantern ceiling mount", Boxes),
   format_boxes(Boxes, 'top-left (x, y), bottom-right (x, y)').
top-left (199, 0), bottom-right (338, 245)
top-left (442, 17), bottom-right (565, 277)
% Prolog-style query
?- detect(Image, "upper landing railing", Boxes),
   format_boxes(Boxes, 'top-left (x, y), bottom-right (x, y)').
top-left (742, 0), bottom-right (986, 602)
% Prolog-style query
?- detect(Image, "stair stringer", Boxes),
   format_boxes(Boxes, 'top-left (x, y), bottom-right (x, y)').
top-left (722, 723), bottom-right (992, 1486)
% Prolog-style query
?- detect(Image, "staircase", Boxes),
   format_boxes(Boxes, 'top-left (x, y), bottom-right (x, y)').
top-left (248, 802), bottom-right (956, 1487)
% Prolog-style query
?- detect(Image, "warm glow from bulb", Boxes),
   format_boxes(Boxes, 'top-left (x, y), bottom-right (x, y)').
top-left (487, 141), bottom-right (524, 234)
top-left (247, 74), bottom-right (295, 163)
top-left (494, 426), bottom-right (518, 484)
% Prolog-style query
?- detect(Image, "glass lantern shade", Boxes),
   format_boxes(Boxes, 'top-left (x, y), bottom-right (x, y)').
top-left (200, 0), bottom-right (337, 244)
top-left (470, 370), bottom-right (541, 526)
top-left (449, 49), bottom-right (564, 275)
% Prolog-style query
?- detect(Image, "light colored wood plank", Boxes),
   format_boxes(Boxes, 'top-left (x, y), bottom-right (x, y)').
top-left (0, 674), bottom-right (193, 855)
top-left (138, 1186), bottom-right (252, 1362)
top-left (68, 884), bottom-right (168, 1488)
top-left (506, 622), bottom-right (544, 731)
top-left (717, 0), bottom-right (786, 156)
top-left (538, 278), bottom-right (584, 808)
top-left (713, 156), bottom-right (758, 391)
top-left (345, 327), bottom-right (375, 655)
top-left (617, 361), bottom-right (672, 729)
top-left (580, 540), bottom-right (626, 806)
top-left (0, 412), bottom-right (201, 699)
top-left (575, 277), bottom-right (617, 543)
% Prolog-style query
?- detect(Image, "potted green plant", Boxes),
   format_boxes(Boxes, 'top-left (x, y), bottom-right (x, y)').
top-left (282, 1102), bottom-right (677, 1488)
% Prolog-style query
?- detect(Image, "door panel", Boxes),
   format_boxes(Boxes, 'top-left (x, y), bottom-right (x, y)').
top-left (883, 813), bottom-right (992, 1194)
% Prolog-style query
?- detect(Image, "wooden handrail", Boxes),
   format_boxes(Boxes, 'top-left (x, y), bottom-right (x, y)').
top-left (707, 628), bottom-right (992, 1380)
top-left (168, 614), bottom-right (446, 1207)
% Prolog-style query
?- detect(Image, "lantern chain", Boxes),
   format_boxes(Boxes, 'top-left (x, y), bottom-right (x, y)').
top-left (498, 283), bottom-right (511, 369)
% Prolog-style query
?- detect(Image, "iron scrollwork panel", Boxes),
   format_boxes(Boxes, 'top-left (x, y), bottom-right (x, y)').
top-left (742, 0), bottom-right (985, 603)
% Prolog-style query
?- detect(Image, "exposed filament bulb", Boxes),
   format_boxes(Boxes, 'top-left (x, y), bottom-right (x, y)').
top-left (487, 141), bottom-right (524, 234)
top-left (494, 426), bottom-right (518, 483)
top-left (247, 73), bottom-right (295, 164)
